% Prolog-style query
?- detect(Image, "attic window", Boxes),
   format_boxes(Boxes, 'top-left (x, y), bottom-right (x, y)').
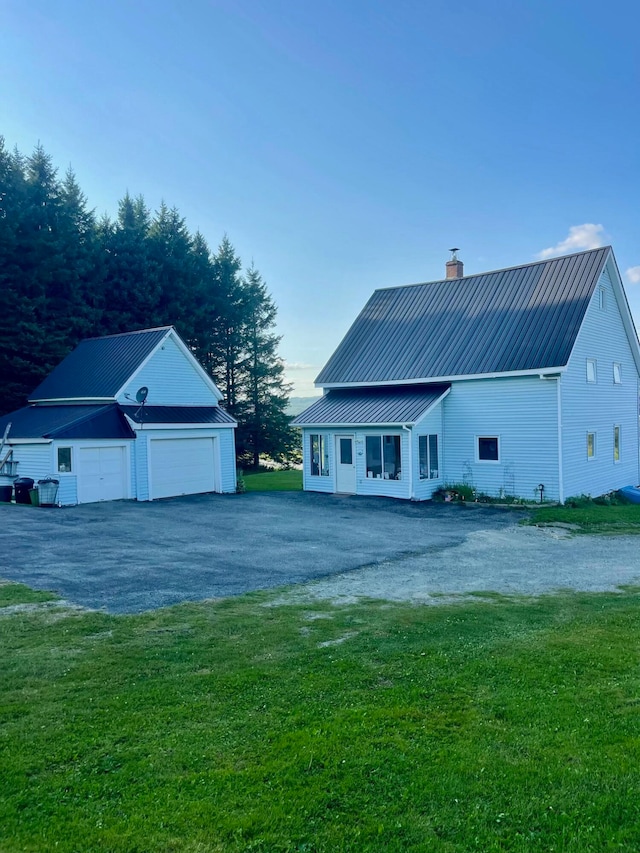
top-left (586, 359), bottom-right (597, 383)
top-left (613, 362), bottom-right (622, 384)
top-left (599, 287), bottom-right (606, 310)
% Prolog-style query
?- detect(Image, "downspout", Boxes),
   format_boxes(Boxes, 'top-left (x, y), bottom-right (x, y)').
top-left (402, 424), bottom-right (414, 499)
top-left (557, 376), bottom-right (564, 504)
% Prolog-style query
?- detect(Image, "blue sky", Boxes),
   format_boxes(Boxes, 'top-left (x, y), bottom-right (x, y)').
top-left (3, 0), bottom-right (639, 395)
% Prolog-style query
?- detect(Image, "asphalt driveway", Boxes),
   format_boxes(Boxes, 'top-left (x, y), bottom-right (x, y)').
top-left (2, 492), bottom-right (639, 613)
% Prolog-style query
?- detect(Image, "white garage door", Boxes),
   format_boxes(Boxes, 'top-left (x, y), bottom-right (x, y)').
top-left (78, 446), bottom-right (127, 503)
top-left (150, 437), bottom-right (216, 500)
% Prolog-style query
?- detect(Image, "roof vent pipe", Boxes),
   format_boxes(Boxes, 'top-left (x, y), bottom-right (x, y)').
top-left (446, 248), bottom-right (464, 279)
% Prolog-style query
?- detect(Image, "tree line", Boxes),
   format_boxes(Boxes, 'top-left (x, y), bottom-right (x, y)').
top-left (0, 139), bottom-right (299, 466)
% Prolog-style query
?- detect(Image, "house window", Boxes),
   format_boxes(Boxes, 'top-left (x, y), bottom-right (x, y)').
top-left (419, 434), bottom-right (439, 479)
top-left (614, 426), bottom-right (620, 462)
top-left (57, 447), bottom-right (72, 473)
top-left (477, 436), bottom-right (499, 462)
top-left (366, 434), bottom-right (401, 480)
top-left (599, 287), bottom-right (606, 310)
top-left (613, 362), bottom-right (622, 384)
top-left (310, 434), bottom-right (329, 476)
top-left (586, 359), bottom-right (597, 383)
top-left (587, 432), bottom-right (596, 460)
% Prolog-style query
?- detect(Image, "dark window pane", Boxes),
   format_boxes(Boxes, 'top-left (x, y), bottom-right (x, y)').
top-left (366, 436), bottom-right (382, 478)
top-left (310, 434), bottom-right (320, 476)
top-left (478, 436), bottom-right (499, 461)
top-left (383, 434), bottom-right (401, 479)
top-left (428, 434), bottom-right (438, 478)
top-left (419, 435), bottom-right (428, 479)
top-left (339, 438), bottom-right (353, 465)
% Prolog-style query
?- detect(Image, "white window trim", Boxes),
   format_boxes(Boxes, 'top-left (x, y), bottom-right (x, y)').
top-left (56, 446), bottom-right (73, 474)
top-left (586, 430), bottom-right (596, 461)
top-left (599, 287), bottom-right (606, 310)
top-left (613, 362), bottom-right (622, 384)
top-left (613, 425), bottom-right (621, 464)
top-left (418, 433), bottom-right (440, 480)
top-left (586, 358), bottom-right (597, 384)
top-left (475, 435), bottom-right (501, 464)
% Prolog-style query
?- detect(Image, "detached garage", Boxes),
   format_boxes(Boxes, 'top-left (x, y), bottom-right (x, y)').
top-left (0, 327), bottom-right (237, 505)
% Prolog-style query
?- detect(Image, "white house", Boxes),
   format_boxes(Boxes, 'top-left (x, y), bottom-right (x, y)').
top-left (0, 326), bottom-right (237, 504)
top-left (293, 247), bottom-right (640, 503)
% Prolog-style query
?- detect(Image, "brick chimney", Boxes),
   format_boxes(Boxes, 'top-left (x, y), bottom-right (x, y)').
top-left (446, 247), bottom-right (464, 279)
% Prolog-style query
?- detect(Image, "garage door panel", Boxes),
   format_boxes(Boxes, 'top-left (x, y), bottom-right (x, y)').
top-left (78, 446), bottom-right (127, 503)
top-left (150, 438), bottom-right (216, 499)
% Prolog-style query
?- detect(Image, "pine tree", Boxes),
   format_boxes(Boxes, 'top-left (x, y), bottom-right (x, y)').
top-left (235, 265), bottom-right (300, 467)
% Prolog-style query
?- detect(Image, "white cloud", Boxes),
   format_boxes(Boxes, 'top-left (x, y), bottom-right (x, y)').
top-left (284, 361), bottom-right (316, 371)
top-left (626, 266), bottom-right (640, 285)
top-left (537, 224), bottom-right (607, 260)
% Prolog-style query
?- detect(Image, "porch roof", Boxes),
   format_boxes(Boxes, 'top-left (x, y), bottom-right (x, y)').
top-left (292, 384), bottom-right (450, 427)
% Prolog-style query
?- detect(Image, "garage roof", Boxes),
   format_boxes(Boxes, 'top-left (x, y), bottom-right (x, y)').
top-left (0, 404), bottom-right (135, 440)
top-left (29, 327), bottom-right (171, 401)
top-left (120, 405), bottom-right (236, 425)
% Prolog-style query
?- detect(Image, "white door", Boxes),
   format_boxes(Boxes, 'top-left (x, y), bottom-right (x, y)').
top-left (335, 435), bottom-right (356, 493)
top-left (150, 437), bottom-right (216, 500)
top-left (78, 446), bottom-right (127, 503)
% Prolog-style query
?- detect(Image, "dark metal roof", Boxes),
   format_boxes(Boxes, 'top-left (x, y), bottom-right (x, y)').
top-left (120, 405), bottom-right (236, 425)
top-left (29, 327), bottom-right (172, 401)
top-left (292, 384), bottom-right (450, 426)
top-left (0, 405), bottom-right (136, 440)
top-left (316, 247), bottom-right (611, 385)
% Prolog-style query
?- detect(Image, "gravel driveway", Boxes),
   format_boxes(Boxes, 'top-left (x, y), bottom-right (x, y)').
top-left (1, 492), bottom-right (639, 613)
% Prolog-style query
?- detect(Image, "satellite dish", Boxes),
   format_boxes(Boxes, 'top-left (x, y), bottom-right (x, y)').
top-left (135, 386), bottom-right (149, 404)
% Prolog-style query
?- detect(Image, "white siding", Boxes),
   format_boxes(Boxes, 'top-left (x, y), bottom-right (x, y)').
top-left (301, 430), bottom-right (335, 493)
top-left (413, 405), bottom-right (444, 500)
top-left (6, 443), bottom-right (54, 482)
top-left (561, 266), bottom-right (640, 498)
top-left (217, 429), bottom-right (237, 493)
top-left (443, 376), bottom-right (560, 501)
top-left (133, 434), bottom-right (150, 501)
top-left (118, 335), bottom-right (220, 406)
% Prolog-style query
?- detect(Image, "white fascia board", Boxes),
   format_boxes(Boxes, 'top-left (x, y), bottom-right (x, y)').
top-left (605, 251), bottom-right (640, 376)
top-left (124, 416), bottom-right (236, 430)
top-left (27, 397), bottom-right (115, 404)
top-left (317, 367), bottom-right (567, 390)
top-left (7, 438), bottom-right (53, 444)
top-left (296, 421), bottom-right (417, 429)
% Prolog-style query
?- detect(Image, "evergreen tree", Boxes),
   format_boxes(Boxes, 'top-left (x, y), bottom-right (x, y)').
top-left (236, 265), bottom-right (299, 467)
top-left (98, 192), bottom-right (160, 334)
top-left (209, 236), bottom-right (245, 417)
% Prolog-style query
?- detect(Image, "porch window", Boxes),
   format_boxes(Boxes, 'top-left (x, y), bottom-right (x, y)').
top-left (57, 447), bottom-right (72, 473)
top-left (310, 434), bottom-right (329, 476)
top-left (366, 434), bottom-right (401, 480)
top-left (419, 434), bottom-right (439, 479)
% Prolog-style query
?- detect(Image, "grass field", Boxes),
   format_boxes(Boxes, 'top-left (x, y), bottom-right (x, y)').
top-left (242, 469), bottom-right (303, 491)
top-left (529, 502), bottom-right (640, 534)
top-left (1, 581), bottom-right (640, 852)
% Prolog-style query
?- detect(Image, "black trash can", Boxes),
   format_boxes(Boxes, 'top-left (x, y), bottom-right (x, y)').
top-left (0, 483), bottom-right (13, 502)
top-left (14, 477), bottom-right (35, 504)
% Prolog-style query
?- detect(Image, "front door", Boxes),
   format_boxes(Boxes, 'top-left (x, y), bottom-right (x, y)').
top-left (335, 435), bottom-right (356, 493)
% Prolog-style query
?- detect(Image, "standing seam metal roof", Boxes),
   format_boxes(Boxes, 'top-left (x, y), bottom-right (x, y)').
top-left (28, 327), bottom-right (172, 401)
top-left (316, 247), bottom-right (611, 385)
top-left (292, 384), bottom-right (450, 426)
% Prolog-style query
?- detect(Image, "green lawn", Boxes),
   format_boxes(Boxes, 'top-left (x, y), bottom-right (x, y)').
top-left (242, 469), bottom-right (302, 491)
top-left (1, 582), bottom-right (640, 851)
top-left (530, 502), bottom-right (640, 534)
